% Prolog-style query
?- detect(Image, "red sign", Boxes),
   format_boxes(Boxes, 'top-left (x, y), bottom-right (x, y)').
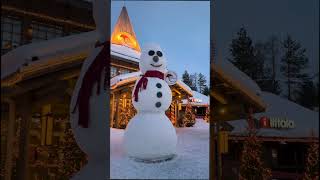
top-left (259, 116), bottom-right (270, 128)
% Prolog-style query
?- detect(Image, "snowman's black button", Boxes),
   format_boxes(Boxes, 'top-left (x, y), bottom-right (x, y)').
top-left (157, 92), bottom-right (162, 98)
top-left (156, 83), bottom-right (162, 88)
top-left (155, 102), bottom-right (161, 108)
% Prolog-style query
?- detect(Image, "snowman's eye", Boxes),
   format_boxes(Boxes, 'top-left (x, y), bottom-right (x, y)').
top-left (157, 51), bottom-right (163, 57)
top-left (148, 50), bottom-right (155, 56)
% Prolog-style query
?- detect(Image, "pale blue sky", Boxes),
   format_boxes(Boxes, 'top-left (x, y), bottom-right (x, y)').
top-left (111, 1), bottom-right (210, 82)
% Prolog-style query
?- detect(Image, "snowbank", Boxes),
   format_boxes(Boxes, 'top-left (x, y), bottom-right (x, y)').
top-left (229, 92), bottom-right (319, 138)
top-left (110, 119), bottom-right (209, 179)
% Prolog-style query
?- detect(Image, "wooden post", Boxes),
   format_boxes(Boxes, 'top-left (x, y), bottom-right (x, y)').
top-left (17, 94), bottom-right (32, 180)
top-left (3, 98), bottom-right (16, 180)
top-left (114, 92), bottom-right (120, 128)
top-left (217, 120), bottom-right (222, 180)
top-left (110, 93), bottom-right (114, 127)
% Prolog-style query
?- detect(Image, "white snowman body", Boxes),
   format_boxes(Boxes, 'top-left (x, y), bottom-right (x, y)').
top-left (123, 43), bottom-right (177, 161)
top-left (69, 0), bottom-right (108, 179)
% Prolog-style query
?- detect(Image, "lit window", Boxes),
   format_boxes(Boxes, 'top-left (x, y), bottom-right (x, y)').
top-left (111, 66), bottom-right (117, 78)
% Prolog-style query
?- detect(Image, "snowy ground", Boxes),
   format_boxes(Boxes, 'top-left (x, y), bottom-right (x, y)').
top-left (110, 119), bottom-right (209, 179)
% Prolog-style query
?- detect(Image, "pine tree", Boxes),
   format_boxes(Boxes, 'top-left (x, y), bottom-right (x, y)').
top-left (182, 70), bottom-right (193, 88)
top-left (197, 73), bottom-right (207, 93)
top-left (264, 36), bottom-right (282, 95)
top-left (303, 140), bottom-right (319, 180)
top-left (189, 73), bottom-right (198, 91)
top-left (239, 129), bottom-right (272, 180)
top-left (229, 27), bottom-right (258, 80)
top-left (203, 85), bottom-right (209, 96)
top-left (280, 35), bottom-right (309, 101)
top-left (253, 42), bottom-right (269, 89)
top-left (296, 80), bottom-right (317, 110)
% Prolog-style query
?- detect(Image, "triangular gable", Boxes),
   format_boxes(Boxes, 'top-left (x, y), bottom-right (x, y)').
top-left (111, 6), bottom-right (141, 52)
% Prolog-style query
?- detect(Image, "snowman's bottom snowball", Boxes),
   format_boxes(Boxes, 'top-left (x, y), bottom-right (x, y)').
top-left (123, 112), bottom-right (177, 161)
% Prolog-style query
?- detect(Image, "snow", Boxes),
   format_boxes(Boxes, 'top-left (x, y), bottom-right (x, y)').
top-left (182, 90), bottom-right (209, 106)
top-left (1, 31), bottom-right (140, 80)
top-left (124, 113), bottom-right (177, 160)
top-left (111, 44), bottom-right (140, 62)
top-left (70, 1), bottom-right (109, 178)
top-left (124, 43), bottom-right (178, 160)
top-left (214, 58), bottom-right (265, 108)
top-left (229, 91), bottom-right (319, 138)
top-left (1, 31), bottom-right (98, 79)
top-left (111, 119), bottom-right (209, 179)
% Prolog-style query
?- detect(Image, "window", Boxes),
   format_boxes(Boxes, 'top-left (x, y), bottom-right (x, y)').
top-left (118, 68), bottom-right (131, 75)
top-left (111, 66), bottom-right (118, 78)
top-left (1, 16), bottom-right (22, 54)
top-left (31, 21), bottom-right (63, 43)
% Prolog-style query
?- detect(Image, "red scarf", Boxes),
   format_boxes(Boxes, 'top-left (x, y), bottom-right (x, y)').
top-left (133, 70), bottom-right (164, 102)
top-left (72, 40), bottom-right (110, 128)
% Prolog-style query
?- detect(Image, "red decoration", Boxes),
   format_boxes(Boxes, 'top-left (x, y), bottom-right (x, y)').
top-left (133, 70), bottom-right (164, 102)
top-left (72, 41), bottom-right (110, 128)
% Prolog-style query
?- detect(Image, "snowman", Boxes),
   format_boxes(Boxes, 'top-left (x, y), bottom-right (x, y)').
top-left (123, 43), bottom-right (178, 162)
top-left (69, 0), bottom-right (108, 179)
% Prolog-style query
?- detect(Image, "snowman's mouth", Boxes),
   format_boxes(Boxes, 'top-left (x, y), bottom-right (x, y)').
top-left (150, 64), bottom-right (162, 67)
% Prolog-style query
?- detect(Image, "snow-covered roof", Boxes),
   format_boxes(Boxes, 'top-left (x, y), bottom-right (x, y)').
top-left (182, 91), bottom-right (209, 106)
top-left (1, 31), bottom-right (98, 80)
top-left (111, 44), bottom-right (140, 63)
top-left (228, 92), bottom-right (319, 138)
top-left (1, 31), bottom-right (141, 81)
top-left (110, 72), bottom-right (193, 96)
top-left (214, 58), bottom-right (266, 109)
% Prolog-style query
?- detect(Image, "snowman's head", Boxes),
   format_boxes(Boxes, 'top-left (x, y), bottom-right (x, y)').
top-left (139, 43), bottom-right (167, 74)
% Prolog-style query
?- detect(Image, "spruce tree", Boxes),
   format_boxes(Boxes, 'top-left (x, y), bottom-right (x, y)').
top-left (189, 73), bottom-right (198, 91)
top-left (197, 73), bottom-right (207, 93)
top-left (296, 80), bottom-right (317, 110)
top-left (229, 27), bottom-right (258, 79)
top-left (264, 36), bottom-right (282, 94)
top-left (280, 35), bottom-right (309, 101)
top-left (182, 70), bottom-right (192, 88)
top-left (203, 85), bottom-right (209, 96)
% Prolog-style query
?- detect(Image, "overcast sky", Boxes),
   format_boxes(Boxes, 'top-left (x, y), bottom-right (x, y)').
top-left (111, 1), bottom-right (210, 82)
top-left (214, 0), bottom-right (319, 77)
